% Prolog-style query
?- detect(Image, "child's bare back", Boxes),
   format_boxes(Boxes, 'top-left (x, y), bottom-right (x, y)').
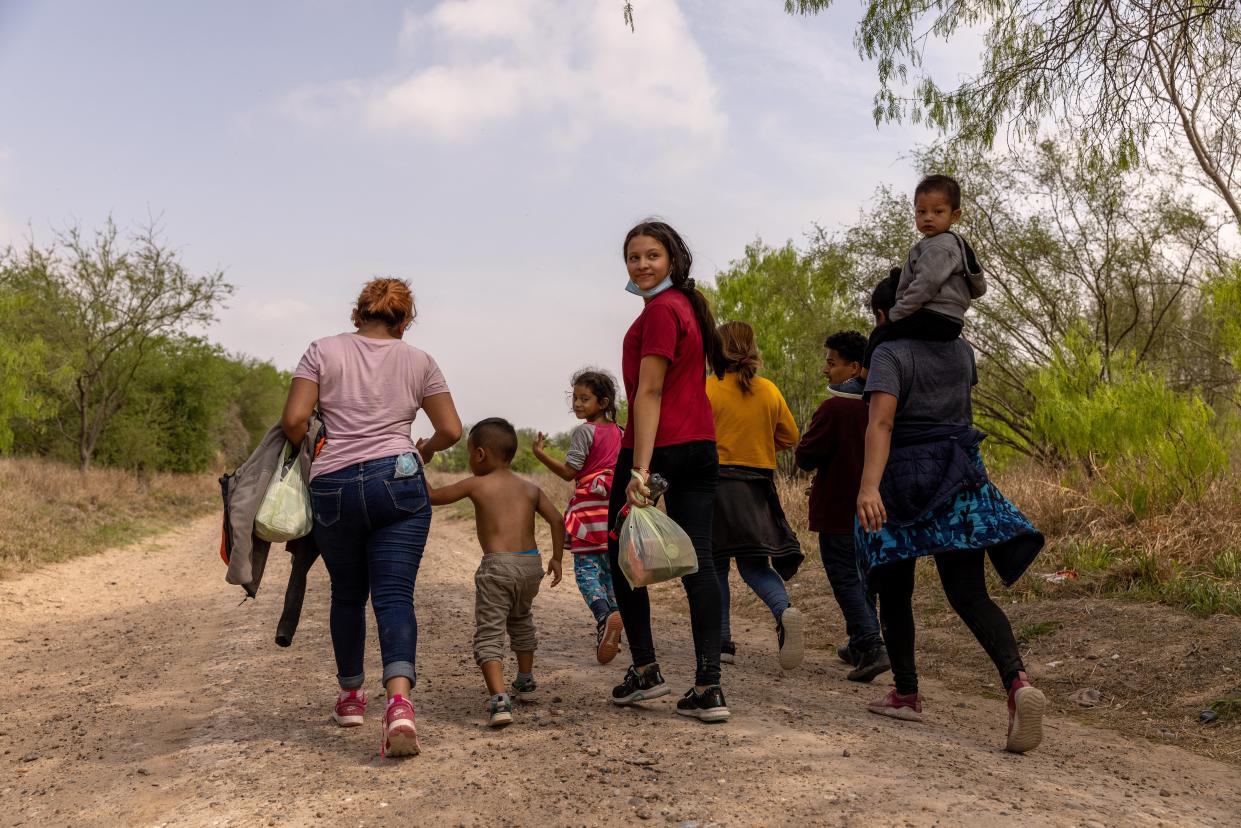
top-left (423, 419), bottom-right (564, 576)
top-left (465, 468), bottom-right (544, 554)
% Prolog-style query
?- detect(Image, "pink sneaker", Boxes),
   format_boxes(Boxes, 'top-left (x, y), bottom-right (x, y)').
top-left (867, 686), bottom-right (923, 721)
top-left (381, 694), bottom-right (420, 758)
top-left (331, 688), bottom-right (367, 727)
top-left (1005, 672), bottom-right (1046, 754)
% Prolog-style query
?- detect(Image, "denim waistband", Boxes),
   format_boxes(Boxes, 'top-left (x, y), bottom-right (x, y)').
top-left (312, 452), bottom-right (422, 483)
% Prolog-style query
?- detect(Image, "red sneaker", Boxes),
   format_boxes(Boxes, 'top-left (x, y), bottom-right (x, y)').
top-left (1005, 672), bottom-right (1046, 753)
top-left (867, 686), bottom-right (923, 721)
top-left (381, 694), bottom-right (420, 758)
top-left (331, 688), bottom-right (367, 727)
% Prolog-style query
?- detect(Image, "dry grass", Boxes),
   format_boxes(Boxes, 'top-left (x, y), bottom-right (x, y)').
top-left (992, 465), bottom-right (1241, 616)
top-left (0, 456), bottom-right (218, 577)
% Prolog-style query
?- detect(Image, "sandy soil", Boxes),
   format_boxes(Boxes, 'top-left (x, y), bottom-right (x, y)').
top-left (2, 514), bottom-right (1240, 827)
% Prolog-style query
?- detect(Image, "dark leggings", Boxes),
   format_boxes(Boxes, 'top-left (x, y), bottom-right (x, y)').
top-left (874, 549), bottom-right (1023, 695)
top-left (863, 309), bottom-right (962, 368)
top-left (608, 441), bottom-right (722, 687)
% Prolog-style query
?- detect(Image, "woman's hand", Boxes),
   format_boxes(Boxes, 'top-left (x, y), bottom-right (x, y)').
top-left (857, 391), bottom-right (896, 533)
top-left (626, 470), bottom-right (651, 508)
top-left (857, 485), bottom-right (887, 532)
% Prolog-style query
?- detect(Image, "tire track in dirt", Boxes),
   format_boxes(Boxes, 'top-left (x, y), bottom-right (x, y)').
top-left (2, 513), bottom-right (1239, 826)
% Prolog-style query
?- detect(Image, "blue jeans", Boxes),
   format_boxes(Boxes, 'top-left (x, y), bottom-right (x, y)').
top-left (819, 532), bottom-right (882, 653)
top-left (716, 556), bottom-right (790, 644)
top-left (309, 455), bottom-right (431, 690)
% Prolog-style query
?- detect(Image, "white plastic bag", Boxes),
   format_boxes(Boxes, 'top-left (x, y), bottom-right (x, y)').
top-left (618, 505), bottom-right (699, 587)
top-left (254, 442), bottom-right (313, 543)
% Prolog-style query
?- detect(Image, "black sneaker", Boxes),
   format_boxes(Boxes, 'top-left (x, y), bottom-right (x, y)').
top-left (777, 607), bottom-right (804, 670)
top-left (836, 644), bottom-right (857, 666)
top-left (720, 641), bottom-right (737, 665)
top-left (847, 644), bottom-right (892, 683)
top-left (675, 686), bottom-right (730, 723)
top-left (611, 664), bottom-right (670, 705)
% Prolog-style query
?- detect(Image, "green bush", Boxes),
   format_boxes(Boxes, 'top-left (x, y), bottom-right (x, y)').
top-left (1028, 328), bottom-right (1229, 517)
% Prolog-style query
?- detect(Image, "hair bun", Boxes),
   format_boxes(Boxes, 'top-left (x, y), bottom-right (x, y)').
top-left (352, 277), bottom-right (416, 334)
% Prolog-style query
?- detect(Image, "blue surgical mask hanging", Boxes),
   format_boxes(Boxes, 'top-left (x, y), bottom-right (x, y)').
top-left (625, 275), bottom-right (674, 298)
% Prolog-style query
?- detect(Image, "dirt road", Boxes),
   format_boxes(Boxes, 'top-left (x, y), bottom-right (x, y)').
top-left (2, 514), bottom-right (1239, 827)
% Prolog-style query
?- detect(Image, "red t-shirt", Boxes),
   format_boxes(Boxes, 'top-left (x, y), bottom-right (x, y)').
top-left (621, 289), bottom-right (716, 449)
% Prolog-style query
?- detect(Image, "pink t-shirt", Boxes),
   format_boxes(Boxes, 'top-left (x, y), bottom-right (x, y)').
top-left (293, 333), bottom-right (450, 479)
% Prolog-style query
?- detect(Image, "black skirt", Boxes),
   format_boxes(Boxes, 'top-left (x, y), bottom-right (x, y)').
top-left (712, 465), bottom-right (804, 581)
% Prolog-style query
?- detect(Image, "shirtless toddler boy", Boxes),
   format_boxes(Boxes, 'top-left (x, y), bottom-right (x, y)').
top-left (422, 418), bottom-right (565, 727)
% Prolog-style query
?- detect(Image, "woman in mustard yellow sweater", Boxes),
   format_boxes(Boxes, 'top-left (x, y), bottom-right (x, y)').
top-left (706, 321), bottom-right (805, 671)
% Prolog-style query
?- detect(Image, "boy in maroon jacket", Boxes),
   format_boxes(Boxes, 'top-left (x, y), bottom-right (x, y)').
top-left (795, 328), bottom-right (891, 682)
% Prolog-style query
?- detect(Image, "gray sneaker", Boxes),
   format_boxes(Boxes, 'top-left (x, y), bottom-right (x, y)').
top-left (847, 645), bottom-right (892, 683)
top-left (777, 607), bottom-right (804, 671)
top-left (509, 675), bottom-right (537, 700)
top-left (488, 693), bottom-right (513, 727)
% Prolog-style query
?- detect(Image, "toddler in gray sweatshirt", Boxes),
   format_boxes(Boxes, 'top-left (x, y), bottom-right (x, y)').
top-left (864, 174), bottom-right (986, 368)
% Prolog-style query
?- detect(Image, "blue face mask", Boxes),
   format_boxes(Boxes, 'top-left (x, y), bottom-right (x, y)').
top-left (625, 276), bottom-right (674, 298)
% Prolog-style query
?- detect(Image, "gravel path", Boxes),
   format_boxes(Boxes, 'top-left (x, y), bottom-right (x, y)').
top-left (2, 514), bottom-right (1239, 827)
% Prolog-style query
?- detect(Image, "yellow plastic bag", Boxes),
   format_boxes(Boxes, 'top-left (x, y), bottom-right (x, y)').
top-left (254, 442), bottom-right (313, 543)
top-left (618, 505), bottom-right (699, 587)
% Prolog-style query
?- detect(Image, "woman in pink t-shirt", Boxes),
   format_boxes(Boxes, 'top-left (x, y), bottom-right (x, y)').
top-left (281, 278), bottom-right (462, 758)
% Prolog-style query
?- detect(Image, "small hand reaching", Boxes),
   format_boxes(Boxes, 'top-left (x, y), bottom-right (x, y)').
top-left (547, 556), bottom-right (563, 587)
top-left (533, 432), bottom-right (547, 455)
top-left (416, 437), bottom-right (435, 465)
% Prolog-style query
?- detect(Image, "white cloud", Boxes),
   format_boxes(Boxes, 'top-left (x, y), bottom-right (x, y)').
top-left (283, 0), bottom-right (726, 159)
top-left (424, 0), bottom-right (538, 42)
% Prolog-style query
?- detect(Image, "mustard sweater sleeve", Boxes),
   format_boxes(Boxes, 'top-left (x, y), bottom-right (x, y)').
top-left (772, 384), bottom-right (800, 451)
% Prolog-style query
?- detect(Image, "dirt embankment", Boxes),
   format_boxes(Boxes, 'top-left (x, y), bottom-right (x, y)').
top-left (2, 513), bottom-right (1240, 827)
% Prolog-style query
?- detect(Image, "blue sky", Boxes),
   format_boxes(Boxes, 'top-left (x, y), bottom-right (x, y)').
top-left (0, 0), bottom-right (958, 434)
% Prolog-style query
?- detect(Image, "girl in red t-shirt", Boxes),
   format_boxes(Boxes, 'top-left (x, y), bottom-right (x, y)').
top-left (606, 220), bottom-right (733, 723)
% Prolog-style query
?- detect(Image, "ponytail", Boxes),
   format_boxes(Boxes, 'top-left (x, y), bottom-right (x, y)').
top-left (623, 220), bottom-right (727, 379)
top-left (717, 320), bottom-right (761, 394)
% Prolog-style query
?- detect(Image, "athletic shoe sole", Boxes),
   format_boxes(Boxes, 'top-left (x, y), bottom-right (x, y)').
top-left (332, 712), bottom-right (364, 727)
top-left (597, 612), bottom-right (623, 664)
top-left (675, 705), bottom-right (731, 723)
top-left (510, 688), bottom-right (537, 702)
top-left (1005, 686), bottom-right (1046, 753)
top-left (384, 723), bottom-right (420, 757)
top-left (778, 607), bottom-right (805, 671)
top-left (719, 651), bottom-right (736, 665)
top-left (611, 683), bottom-right (671, 705)
top-left (488, 712), bottom-right (513, 728)
top-left (867, 703), bottom-right (922, 722)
